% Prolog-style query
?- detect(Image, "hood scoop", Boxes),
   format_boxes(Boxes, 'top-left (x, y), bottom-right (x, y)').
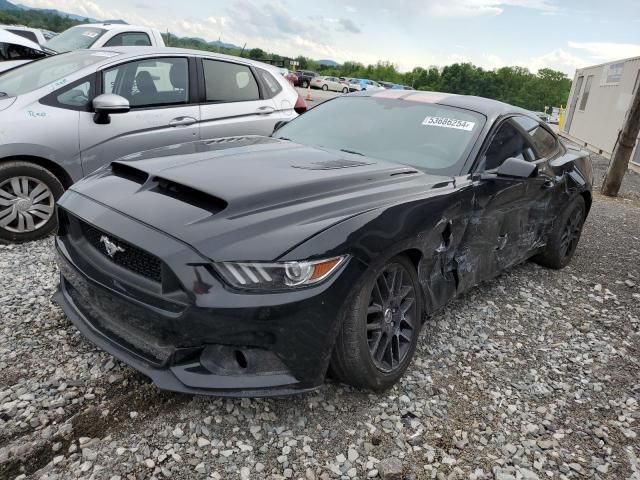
top-left (151, 177), bottom-right (227, 215)
top-left (292, 159), bottom-right (374, 170)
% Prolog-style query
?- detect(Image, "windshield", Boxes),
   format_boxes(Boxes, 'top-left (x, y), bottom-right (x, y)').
top-left (0, 50), bottom-right (111, 97)
top-left (46, 26), bottom-right (106, 53)
top-left (275, 96), bottom-right (485, 175)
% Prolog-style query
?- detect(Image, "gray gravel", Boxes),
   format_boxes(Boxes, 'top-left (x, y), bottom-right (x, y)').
top-left (1, 153), bottom-right (639, 480)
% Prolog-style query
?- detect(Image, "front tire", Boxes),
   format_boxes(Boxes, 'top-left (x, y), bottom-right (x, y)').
top-left (0, 161), bottom-right (64, 243)
top-left (301, 80), bottom-right (309, 88)
top-left (342, 87), bottom-right (348, 93)
top-left (331, 255), bottom-right (422, 391)
top-left (532, 196), bottom-right (586, 269)
top-left (322, 84), bottom-right (328, 91)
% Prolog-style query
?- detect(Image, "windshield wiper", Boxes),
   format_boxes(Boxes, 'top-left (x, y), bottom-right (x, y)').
top-left (339, 148), bottom-right (364, 156)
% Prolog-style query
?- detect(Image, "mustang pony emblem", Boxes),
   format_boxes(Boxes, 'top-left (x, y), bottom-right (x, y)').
top-left (99, 235), bottom-right (125, 258)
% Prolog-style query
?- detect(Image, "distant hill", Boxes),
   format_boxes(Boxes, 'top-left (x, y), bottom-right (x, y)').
top-left (0, 0), bottom-right (126, 23)
top-left (317, 59), bottom-right (338, 67)
top-left (209, 39), bottom-right (240, 50)
top-left (0, 0), bottom-right (18, 10)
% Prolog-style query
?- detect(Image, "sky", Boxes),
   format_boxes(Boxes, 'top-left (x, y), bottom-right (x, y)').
top-left (18, 0), bottom-right (640, 77)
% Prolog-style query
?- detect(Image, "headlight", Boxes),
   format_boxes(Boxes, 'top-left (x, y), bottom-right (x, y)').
top-left (214, 256), bottom-right (347, 290)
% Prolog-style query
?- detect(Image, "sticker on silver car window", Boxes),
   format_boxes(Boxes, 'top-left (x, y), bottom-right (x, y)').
top-left (82, 31), bottom-right (99, 38)
top-left (422, 116), bottom-right (475, 131)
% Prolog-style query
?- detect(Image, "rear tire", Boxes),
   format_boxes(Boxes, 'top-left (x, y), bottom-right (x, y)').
top-left (532, 196), bottom-right (586, 269)
top-left (322, 84), bottom-right (328, 91)
top-left (301, 80), bottom-right (309, 88)
top-left (0, 161), bottom-right (64, 243)
top-left (342, 87), bottom-right (348, 93)
top-left (331, 255), bottom-right (422, 391)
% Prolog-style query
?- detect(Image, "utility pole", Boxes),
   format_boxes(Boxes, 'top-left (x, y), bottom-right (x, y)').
top-left (601, 85), bottom-right (640, 196)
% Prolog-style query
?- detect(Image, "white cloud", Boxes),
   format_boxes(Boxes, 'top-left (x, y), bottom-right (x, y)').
top-left (568, 41), bottom-right (640, 61)
top-left (417, 0), bottom-right (559, 17)
top-left (520, 48), bottom-right (588, 75)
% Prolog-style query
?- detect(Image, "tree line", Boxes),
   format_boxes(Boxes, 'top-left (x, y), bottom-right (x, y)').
top-left (0, 9), bottom-right (572, 112)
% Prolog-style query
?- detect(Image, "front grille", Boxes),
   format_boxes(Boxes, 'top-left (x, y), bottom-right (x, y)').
top-left (79, 220), bottom-right (162, 283)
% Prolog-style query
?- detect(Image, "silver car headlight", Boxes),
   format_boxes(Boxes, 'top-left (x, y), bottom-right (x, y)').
top-left (214, 256), bottom-right (347, 290)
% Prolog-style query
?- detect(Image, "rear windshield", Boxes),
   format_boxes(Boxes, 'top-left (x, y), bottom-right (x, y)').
top-left (46, 26), bottom-right (106, 53)
top-left (275, 96), bottom-right (485, 175)
top-left (0, 50), bottom-right (112, 97)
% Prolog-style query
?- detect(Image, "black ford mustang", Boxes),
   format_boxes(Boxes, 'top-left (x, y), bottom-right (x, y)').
top-left (54, 91), bottom-right (592, 396)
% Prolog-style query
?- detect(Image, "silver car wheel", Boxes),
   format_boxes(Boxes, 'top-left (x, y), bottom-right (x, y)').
top-left (0, 176), bottom-right (55, 233)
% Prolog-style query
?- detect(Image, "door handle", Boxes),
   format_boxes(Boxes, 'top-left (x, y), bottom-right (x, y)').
top-left (169, 116), bottom-right (197, 127)
top-left (256, 106), bottom-right (275, 115)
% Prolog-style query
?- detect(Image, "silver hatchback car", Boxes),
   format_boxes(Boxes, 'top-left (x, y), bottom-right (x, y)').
top-left (0, 47), bottom-right (306, 242)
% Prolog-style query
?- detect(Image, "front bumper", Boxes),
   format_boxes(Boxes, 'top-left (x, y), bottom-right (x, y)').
top-left (53, 199), bottom-right (367, 397)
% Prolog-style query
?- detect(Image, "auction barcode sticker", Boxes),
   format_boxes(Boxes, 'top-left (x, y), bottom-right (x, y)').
top-left (422, 116), bottom-right (475, 131)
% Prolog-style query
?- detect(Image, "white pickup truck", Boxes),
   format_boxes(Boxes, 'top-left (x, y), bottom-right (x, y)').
top-left (46, 23), bottom-right (165, 53)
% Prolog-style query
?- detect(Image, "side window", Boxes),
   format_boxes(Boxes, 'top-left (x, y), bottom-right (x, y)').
top-left (256, 68), bottom-right (282, 98)
top-left (203, 60), bottom-right (260, 103)
top-left (579, 75), bottom-right (593, 111)
top-left (103, 57), bottom-right (189, 108)
top-left (512, 116), bottom-right (558, 159)
top-left (104, 32), bottom-right (152, 47)
top-left (41, 77), bottom-right (94, 111)
top-left (482, 120), bottom-right (532, 171)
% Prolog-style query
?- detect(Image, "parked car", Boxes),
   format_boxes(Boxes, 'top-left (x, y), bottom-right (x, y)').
top-left (348, 78), bottom-right (385, 92)
top-left (278, 67), bottom-right (297, 85)
top-left (0, 25), bottom-right (48, 47)
top-left (295, 70), bottom-right (318, 88)
top-left (53, 90), bottom-right (592, 396)
top-left (45, 23), bottom-right (165, 54)
top-left (0, 29), bottom-right (48, 73)
top-left (0, 47), bottom-right (306, 242)
top-left (310, 76), bottom-right (349, 93)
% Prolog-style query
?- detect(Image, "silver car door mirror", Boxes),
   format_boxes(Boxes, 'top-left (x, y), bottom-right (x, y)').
top-left (93, 93), bottom-right (130, 124)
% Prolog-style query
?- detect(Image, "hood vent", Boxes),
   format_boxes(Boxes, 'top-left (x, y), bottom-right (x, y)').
top-left (110, 162), bottom-right (149, 185)
top-left (152, 177), bottom-right (227, 214)
top-left (292, 159), bottom-right (373, 170)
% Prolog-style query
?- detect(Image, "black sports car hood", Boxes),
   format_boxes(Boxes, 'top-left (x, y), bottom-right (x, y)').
top-left (69, 137), bottom-right (454, 261)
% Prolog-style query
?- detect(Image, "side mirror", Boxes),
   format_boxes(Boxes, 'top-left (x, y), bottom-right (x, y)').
top-left (495, 157), bottom-right (538, 179)
top-left (93, 94), bottom-right (130, 124)
top-left (272, 120), bottom-right (289, 134)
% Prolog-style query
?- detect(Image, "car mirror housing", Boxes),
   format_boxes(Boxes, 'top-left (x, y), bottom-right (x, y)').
top-left (93, 94), bottom-right (130, 124)
top-left (495, 157), bottom-right (538, 179)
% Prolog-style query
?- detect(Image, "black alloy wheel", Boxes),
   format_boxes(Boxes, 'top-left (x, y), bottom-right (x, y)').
top-left (559, 204), bottom-right (584, 262)
top-left (366, 263), bottom-right (417, 372)
top-left (532, 195), bottom-right (586, 270)
top-left (330, 255), bottom-right (422, 391)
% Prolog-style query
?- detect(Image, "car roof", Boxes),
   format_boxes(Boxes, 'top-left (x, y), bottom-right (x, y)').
top-left (0, 28), bottom-right (42, 50)
top-left (74, 23), bottom-right (154, 31)
top-left (362, 90), bottom-right (537, 121)
top-left (74, 47), bottom-right (282, 72)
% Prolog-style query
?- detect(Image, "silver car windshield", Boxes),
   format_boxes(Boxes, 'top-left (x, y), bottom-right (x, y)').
top-left (46, 26), bottom-right (106, 53)
top-left (0, 50), bottom-right (112, 97)
top-left (275, 96), bottom-right (486, 176)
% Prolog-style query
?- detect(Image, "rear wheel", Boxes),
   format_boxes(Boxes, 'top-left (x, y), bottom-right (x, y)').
top-left (322, 84), bottom-right (328, 91)
top-left (342, 87), bottom-right (348, 93)
top-left (532, 196), bottom-right (586, 269)
top-left (331, 255), bottom-right (422, 391)
top-left (0, 161), bottom-right (64, 243)
top-left (301, 80), bottom-right (309, 88)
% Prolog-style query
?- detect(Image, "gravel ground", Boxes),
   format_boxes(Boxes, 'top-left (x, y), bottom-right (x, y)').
top-left (1, 153), bottom-right (640, 480)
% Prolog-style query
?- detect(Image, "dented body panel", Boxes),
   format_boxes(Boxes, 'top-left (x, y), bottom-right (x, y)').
top-left (54, 93), bottom-right (593, 396)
